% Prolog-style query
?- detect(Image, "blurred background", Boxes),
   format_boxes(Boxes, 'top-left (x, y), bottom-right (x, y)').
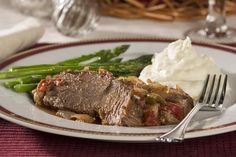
top-left (1, 0), bottom-right (236, 43)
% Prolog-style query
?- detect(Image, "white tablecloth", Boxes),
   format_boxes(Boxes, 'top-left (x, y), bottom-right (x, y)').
top-left (1, 0), bottom-right (236, 43)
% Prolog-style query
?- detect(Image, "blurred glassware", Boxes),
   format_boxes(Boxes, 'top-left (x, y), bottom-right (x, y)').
top-left (10, 0), bottom-right (54, 18)
top-left (185, 0), bottom-right (236, 43)
top-left (52, 0), bottom-right (100, 37)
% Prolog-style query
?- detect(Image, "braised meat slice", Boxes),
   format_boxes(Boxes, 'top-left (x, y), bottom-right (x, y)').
top-left (33, 70), bottom-right (144, 126)
top-left (33, 70), bottom-right (194, 126)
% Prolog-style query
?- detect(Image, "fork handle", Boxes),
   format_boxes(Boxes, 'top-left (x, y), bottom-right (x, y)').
top-left (156, 103), bottom-right (204, 142)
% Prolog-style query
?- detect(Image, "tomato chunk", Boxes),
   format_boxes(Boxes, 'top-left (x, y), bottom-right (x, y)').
top-left (37, 79), bottom-right (52, 92)
top-left (143, 111), bottom-right (160, 126)
top-left (166, 102), bottom-right (184, 121)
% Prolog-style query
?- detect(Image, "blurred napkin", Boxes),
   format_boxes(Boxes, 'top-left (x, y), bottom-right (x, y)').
top-left (0, 18), bottom-right (44, 60)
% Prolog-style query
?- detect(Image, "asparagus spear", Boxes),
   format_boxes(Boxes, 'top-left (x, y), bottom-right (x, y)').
top-left (10, 45), bottom-right (129, 71)
top-left (58, 45), bottom-right (130, 65)
top-left (9, 55), bottom-right (148, 73)
top-left (10, 64), bottom-right (53, 72)
top-left (92, 45), bottom-right (130, 63)
top-left (0, 61), bottom-right (147, 79)
top-left (125, 54), bottom-right (153, 64)
top-left (0, 69), bottom-right (59, 79)
top-left (14, 83), bottom-right (38, 92)
top-left (4, 80), bottom-right (19, 89)
top-left (4, 75), bottom-right (45, 88)
top-left (18, 75), bottom-right (46, 83)
top-left (0, 54), bottom-right (153, 79)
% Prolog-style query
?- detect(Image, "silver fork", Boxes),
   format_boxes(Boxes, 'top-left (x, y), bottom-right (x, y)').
top-left (156, 74), bottom-right (228, 142)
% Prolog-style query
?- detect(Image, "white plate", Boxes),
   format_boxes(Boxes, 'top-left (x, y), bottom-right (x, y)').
top-left (0, 39), bottom-right (236, 142)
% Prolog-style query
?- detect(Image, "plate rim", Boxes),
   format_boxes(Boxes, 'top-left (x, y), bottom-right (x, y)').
top-left (1, 38), bottom-right (236, 67)
top-left (0, 38), bottom-right (236, 142)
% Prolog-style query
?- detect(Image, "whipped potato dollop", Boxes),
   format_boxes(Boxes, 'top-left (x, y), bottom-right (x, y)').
top-left (139, 37), bottom-right (221, 98)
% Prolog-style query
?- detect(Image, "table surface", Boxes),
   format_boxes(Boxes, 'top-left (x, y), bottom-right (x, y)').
top-left (0, 118), bottom-right (236, 157)
top-left (0, 1), bottom-right (236, 157)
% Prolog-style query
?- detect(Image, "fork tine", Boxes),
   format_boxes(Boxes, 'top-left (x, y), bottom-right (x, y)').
top-left (202, 75), bottom-right (215, 104)
top-left (199, 74), bottom-right (210, 103)
top-left (214, 75), bottom-right (228, 107)
top-left (220, 75), bottom-right (228, 104)
top-left (208, 74), bottom-right (220, 106)
top-left (206, 74), bottom-right (216, 104)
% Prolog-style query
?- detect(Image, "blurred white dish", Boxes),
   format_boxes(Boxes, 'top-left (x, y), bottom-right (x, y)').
top-left (0, 18), bottom-right (44, 60)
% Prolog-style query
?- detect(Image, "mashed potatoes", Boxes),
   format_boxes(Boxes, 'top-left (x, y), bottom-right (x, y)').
top-left (139, 37), bottom-right (221, 98)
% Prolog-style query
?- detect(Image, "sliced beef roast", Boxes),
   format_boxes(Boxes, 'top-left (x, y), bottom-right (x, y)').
top-left (33, 70), bottom-right (194, 126)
